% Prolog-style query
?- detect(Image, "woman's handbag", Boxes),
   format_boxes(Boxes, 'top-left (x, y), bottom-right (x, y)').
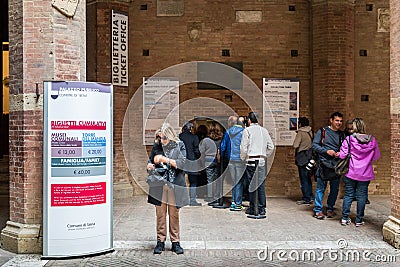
top-left (335, 139), bottom-right (351, 175)
top-left (146, 166), bottom-right (168, 187)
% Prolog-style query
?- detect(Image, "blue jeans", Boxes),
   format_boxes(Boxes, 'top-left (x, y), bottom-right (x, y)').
top-left (342, 177), bottom-right (370, 223)
top-left (313, 174), bottom-right (340, 213)
top-left (228, 161), bottom-right (246, 206)
top-left (297, 165), bottom-right (313, 202)
top-left (245, 161), bottom-right (267, 213)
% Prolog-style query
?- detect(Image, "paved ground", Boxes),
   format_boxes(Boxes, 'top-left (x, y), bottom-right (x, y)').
top-left (1, 195), bottom-right (399, 266)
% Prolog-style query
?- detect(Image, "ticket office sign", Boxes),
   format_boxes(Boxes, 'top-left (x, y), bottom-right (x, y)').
top-left (43, 81), bottom-right (113, 257)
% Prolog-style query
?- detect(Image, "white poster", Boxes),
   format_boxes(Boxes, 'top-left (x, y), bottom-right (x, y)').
top-left (143, 77), bottom-right (179, 145)
top-left (263, 78), bottom-right (299, 146)
top-left (111, 10), bottom-right (128, 87)
top-left (43, 81), bottom-right (113, 257)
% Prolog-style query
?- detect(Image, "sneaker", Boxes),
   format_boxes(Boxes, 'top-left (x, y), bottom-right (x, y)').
top-left (233, 205), bottom-right (244, 211)
top-left (326, 210), bottom-right (335, 218)
top-left (296, 200), bottom-right (312, 205)
top-left (245, 208), bottom-right (255, 215)
top-left (208, 200), bottom-right (219, 206)
top-left (355, 221), bottom-right (365, 227)
top-left (259, 209), bottom-right (266, 216)
top-left (189, 201), bottom-right (202, 206)
top-left (341, 218), bottom-right (351, 226)
top-left (314, 212), bottom-right (325, 220)
top-left (171, 242), bottom-right (184, 254)
top-left (230, 203), bottom-right (236, 210)
top-left (153, 240), bottom-right (165, 254)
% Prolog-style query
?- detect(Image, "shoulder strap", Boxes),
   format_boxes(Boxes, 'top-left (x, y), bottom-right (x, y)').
top-left (319, 127), bottom-right (325, 145)
top-left (339, 130), bottom-right (346, 144)
top-left (307, 131), bottom-right (314, 142)
top-left (346, 136), bottom-right (351, 154)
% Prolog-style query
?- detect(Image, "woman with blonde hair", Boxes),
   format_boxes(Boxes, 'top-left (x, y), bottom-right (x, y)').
top-left (147, 123), bottom-right (189, 254)
top-left (338, 118), bottom-right (380, 227)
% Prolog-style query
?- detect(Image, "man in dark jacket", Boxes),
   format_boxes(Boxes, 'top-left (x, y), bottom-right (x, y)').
top-left (179, 121), bottom-right (202, 206)
top-left (312, 112), bottom-right (344, 220)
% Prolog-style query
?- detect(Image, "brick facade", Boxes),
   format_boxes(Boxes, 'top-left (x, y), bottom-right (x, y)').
top-left (87, 0), bottom-right (390, 198)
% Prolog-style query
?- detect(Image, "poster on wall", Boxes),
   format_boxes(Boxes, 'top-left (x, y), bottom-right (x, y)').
top-left (143, 77), bottom-right (180, 145)
top-left (43, 81), bottom-right (113, 258)
top-left (111, 10), bottom-right (128, 87)
top-left (263, 78), bottom-right (299, 146)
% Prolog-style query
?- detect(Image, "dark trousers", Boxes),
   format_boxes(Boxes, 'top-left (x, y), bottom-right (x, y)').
top-left (245, 161), bottom-right (266, 213)
top-left (188, 173), bottom-right (199, 203)
top-left (297, 165), bottom-right (313, 202)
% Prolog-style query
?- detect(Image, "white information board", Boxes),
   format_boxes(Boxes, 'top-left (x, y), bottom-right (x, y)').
top-left (263, 78), bottom-right (299, 146)
top-left (143, 77), bottom-right (180, 145)
top-left (43, 81), bottom-right (113, 258)
top-left (111, 10), bottom-right (128, 87)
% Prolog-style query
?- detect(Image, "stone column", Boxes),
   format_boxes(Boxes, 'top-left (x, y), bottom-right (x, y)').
top-left (1, 0), bottom-right (86, 253)
top-left (311, 0), bottom-right (355, 128)
top-left (383, 0), bottom-right (400, 249)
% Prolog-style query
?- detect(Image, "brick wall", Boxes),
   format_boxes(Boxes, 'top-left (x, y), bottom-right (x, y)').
top-left (88, 0), bottom-right (391, 198)
top-left (390, 0), bottom-right (400, 219)
top-left (8, 110), bottom-right (43, 223)
top-left (354, 1), bottom-right (390, 194)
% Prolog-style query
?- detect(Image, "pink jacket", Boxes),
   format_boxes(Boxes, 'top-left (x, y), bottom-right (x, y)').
top-left (338, 134), bottom-right (380, 181)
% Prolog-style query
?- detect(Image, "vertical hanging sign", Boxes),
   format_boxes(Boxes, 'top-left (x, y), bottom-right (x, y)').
top-left (111, 10), bottom-right (128, 86)
top-left (43, 81), bottom-right (113, 258)
top-left (263, 78), bottom-right (299, 146)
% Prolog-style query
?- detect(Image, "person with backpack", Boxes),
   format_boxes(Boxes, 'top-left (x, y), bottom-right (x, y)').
top-left (338, 118), bottom-right (380, 227)
top-left (293, 117), bottom-right (314, 205)
top-left (312, 112), bottom-right (345, 220)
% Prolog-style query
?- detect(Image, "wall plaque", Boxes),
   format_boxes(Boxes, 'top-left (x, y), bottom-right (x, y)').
top-left (236, 11), bottom-right (262, 23)
top-left (52, 0), bottom-right (79, 17)
top-left (157, 0), bottom-right (184, 17)
top-left (377, 8), bottom-right (390, 32)
top-left (187, 22), bottom-right (202, 42)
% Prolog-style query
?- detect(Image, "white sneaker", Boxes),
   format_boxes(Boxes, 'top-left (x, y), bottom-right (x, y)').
top-left (341, 218), bottom-right (351, 226)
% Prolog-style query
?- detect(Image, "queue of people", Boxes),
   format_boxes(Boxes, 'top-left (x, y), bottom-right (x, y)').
top-left (293, 112), bottom-right (380, 227)
top-left (146, 111), bottom-right (380, 255)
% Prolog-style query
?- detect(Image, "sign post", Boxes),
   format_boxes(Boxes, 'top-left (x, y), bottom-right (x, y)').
top-left (43, 81), bottom-right (113, 258)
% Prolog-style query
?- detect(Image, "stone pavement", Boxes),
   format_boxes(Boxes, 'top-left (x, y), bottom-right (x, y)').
top-left (1, 195), bottom-right (399, 266)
